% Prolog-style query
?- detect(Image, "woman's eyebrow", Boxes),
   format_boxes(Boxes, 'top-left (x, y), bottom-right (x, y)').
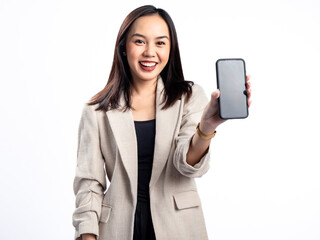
top-left (156, 35), bottom-right (170, 40)
top-left (131, 33), bottom-right (169, 40)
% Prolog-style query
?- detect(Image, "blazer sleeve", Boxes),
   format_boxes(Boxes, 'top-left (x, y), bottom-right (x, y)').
top-left (173, 84), bottom-right (211, 178)
top-left (72, 104), bottom-right (107, 240)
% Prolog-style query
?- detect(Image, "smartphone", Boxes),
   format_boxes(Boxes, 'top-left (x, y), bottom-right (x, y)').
top-left (216, 58), bottom-right (248, 119)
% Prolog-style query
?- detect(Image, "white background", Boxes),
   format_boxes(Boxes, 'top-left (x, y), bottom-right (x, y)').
top-left (0, 0), bottom-right (319, 239)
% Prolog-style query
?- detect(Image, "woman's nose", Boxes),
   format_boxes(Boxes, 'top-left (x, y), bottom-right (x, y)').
top-left (143, 44), bottom-right (155, 57)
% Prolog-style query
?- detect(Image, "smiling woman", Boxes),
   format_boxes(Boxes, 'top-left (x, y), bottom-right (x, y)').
top-left (125, 15), bottom-right (171, 85)
top-left (88, 5), bottom-right (193, 112)
top-left (72, 4), bottom-right (251, 240)
top-left (125, 15), bottom-right (171, 121)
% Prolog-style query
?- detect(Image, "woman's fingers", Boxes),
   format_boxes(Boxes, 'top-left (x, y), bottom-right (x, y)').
top-left (246, 75), bottom-right (252, 107)
top-left (247, 88), bottom-right (252, 98)
top-left (211, 89), bottom-right (220, 101)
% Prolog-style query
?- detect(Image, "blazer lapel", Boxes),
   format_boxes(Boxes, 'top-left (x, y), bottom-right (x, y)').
top-left (106, 77), bottom-right (180, 196)
top-left (106, 97), bottom-right (137, 200)
top-left (150, 77), bottom-right (181, 189)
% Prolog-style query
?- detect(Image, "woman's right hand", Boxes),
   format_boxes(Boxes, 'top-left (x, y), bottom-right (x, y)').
top-left (81, 234), bottom-right (96, 240)
top-left (199, 75), bottom-right (252, 134)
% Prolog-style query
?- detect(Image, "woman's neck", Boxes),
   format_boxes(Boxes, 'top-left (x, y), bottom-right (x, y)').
top-left (130, 77), bottom-right (157, 121)
top-left (131, 77), bottom-right (158, 97)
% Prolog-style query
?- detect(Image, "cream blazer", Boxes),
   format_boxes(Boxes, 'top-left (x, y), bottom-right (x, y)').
top-left (72, 77), bottom-right (211, 240)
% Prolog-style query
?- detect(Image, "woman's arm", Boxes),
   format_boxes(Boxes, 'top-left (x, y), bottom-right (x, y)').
top-left (73, 105), bottom-right (107, 240)
top-left (186, 76), bottom-right (252, 166)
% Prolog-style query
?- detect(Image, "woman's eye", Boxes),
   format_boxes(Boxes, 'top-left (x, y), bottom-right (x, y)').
top-left (135, 39), bottom-right (144, 44)
top-left (157, 41), bottom-right (165, 46)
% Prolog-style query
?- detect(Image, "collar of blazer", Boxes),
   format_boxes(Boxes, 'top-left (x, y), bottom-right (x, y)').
top-left (106, 76), bottom-right (181, 195)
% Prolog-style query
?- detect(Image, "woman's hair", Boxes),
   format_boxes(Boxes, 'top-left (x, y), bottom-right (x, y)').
top-left (88, 5), bottom-right (193, 111)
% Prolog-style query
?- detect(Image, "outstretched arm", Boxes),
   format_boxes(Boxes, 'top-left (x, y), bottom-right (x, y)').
top-left (186, 76), bottom-right (252, 166)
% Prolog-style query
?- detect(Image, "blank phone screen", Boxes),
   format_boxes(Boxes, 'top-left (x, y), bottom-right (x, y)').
top-left (216, 59), bottom-right (248, 119)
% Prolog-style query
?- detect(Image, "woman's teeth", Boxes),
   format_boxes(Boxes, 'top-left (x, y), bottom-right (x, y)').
top-left (140, 62), bottom-right (156, 67)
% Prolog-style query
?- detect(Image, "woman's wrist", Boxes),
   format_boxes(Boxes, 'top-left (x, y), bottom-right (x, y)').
top-left (196, 123), bottom-right (216, 140)
top-left (198, 120), bottom-right (218, 136)
top-left (81, 234), bottom-right (96, 240)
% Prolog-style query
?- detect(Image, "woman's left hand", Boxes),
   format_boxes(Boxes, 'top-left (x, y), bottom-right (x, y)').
top-left (199, 75), bottom-right (252, 135)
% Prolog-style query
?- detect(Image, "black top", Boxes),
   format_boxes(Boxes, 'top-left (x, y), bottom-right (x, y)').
top-left (134, 119), bottom-right (156, 202)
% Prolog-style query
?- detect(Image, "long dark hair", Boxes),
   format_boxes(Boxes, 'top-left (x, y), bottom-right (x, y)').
top-left (89, 5), bottom-right (193, 111)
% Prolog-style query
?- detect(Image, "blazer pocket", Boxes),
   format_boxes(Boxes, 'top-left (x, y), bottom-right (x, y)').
top-left (173, 190), bottom-right (201, 210)
top-left (100, 204), bottom-right (112, 223)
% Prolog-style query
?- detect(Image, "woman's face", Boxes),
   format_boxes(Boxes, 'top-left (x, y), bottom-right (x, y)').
top-left (125, 14), bottom-right (171, 84)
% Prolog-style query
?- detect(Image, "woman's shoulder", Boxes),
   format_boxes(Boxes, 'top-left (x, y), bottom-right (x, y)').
top-left (191, 83), bottom-right (206, 96)
top-left (82, 102), bottom-right (97, 112)
top-left (181, 82), bottom-right (208, 111)
top-left (184, 82), bottom-right (207, 103)
top-left (80, 103), bottom-right (104, 119)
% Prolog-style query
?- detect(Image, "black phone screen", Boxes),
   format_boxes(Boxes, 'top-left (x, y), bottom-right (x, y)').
top-left (216, 58), bottom-right (248, 119)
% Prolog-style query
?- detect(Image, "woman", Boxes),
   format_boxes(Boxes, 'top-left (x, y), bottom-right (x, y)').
top-left (72, 5), bottom-right (251, 240)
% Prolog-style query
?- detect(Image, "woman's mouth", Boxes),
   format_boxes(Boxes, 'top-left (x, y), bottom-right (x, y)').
top-left (139, 61), bottom-right (157, 71)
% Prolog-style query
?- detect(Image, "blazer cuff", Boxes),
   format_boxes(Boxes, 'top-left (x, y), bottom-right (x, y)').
top-left (174, 136), bottom-right (210, 178)
top-left (74, 211), bottom-right (99, 240)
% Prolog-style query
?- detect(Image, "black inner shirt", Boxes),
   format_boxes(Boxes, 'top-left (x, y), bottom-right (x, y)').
top-left (134, 119), bottom-right (156, 202)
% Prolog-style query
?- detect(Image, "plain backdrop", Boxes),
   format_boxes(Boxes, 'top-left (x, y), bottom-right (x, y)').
top-left (0, 0), bottom-right (319, 239)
